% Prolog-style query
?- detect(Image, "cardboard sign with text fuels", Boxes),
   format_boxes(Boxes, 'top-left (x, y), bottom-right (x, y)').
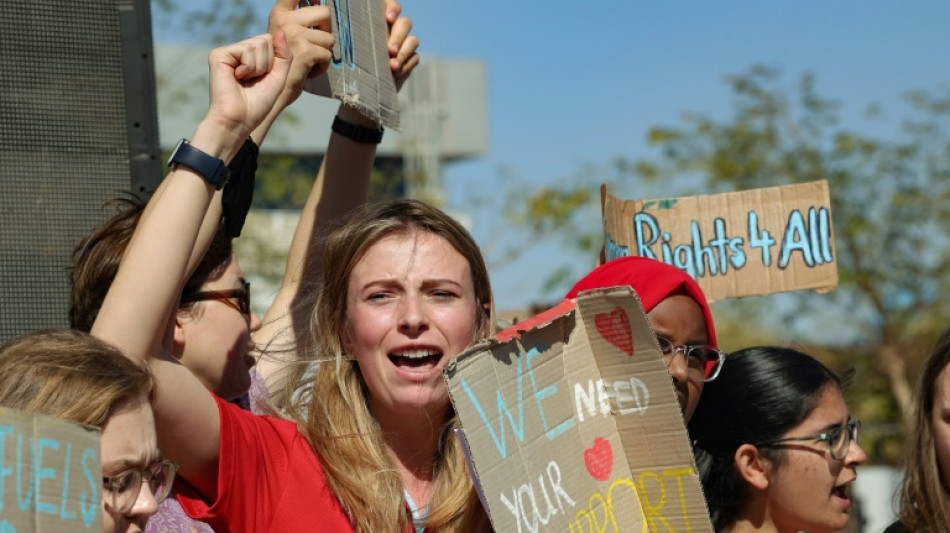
top-left (0, 408), bottom-right (102, 532)
top-left (302, 0), bottom-right (400, 128)
top-left (446, 288), bottom-right (711, 533)
top-left (602, 180), bottom-right (838, 301)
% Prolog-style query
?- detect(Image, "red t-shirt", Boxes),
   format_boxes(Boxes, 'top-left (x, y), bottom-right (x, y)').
top-left (177, 396), bottom-right (354, 532)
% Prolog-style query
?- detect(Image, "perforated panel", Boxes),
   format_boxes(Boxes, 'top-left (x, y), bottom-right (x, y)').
top-left (0, 0), bottom-right (160, 342)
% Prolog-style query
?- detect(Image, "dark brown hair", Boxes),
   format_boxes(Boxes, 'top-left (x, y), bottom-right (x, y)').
top-left (70, 195), bottom-right (233, 331)
top-left (689, 346), bottom-right (842, 531)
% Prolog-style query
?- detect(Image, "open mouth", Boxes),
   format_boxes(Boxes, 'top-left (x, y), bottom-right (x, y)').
top-left (389, 348), bottom-right (443, 371)
top-left (831, 484), bottom-right (850, 505)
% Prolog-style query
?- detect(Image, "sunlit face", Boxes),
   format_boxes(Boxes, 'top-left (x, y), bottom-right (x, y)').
top-left (177, 255), bottom-right (262, 400)
top-left (763, 385), bottom-right (867, 533)
top-left (931, 364), bottom-right (950, 488)
top-left (100, 395), bottom-right (160, 533)
top-left (344, 231), bottom-right (478, 423)
top-left (647, 292), bottom-right (708, 422)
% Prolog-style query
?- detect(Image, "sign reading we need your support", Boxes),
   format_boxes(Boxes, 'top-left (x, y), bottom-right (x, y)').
top-left (0, 408), bottom-right (102, 533)
top-left (446, 288), bottom-right (711, 533)
top-left (602, 180), bottom-right (838, 301)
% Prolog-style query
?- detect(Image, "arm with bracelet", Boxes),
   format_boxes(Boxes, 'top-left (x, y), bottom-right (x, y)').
top-left (176, 0), bottom-right (339, 282)
top-left (253, 0), bottom-right (420, 398)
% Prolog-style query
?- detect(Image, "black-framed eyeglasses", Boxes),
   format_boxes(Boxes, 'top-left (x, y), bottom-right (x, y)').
top-left (656, 337), bottom-right (725, 382)
top-left (181, 279), bottom-right (251, 316)
top-left (755, 418), bottom-right (861, 461)
top-left (102, 459), bottom-right (178, 514)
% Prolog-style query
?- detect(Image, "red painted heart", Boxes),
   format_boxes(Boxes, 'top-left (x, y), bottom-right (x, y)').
top-left (594, 307), bottom-right (633, 356)
top-left (584, 437), bottom-right (613, 481)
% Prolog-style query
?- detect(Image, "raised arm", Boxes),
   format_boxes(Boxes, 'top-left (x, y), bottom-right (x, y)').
top-left (90, 34), bottom-right (294, 501)
top-left (191, 1), bottom-right (336, 277)
top-left (254, 0), bottom-right (419, 394)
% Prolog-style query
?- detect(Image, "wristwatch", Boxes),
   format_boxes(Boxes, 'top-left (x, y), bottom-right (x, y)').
top-left (167, 138), bottom-right (230, 189)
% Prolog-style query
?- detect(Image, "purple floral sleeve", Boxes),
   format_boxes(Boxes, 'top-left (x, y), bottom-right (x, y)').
top-left (145, 491), bottom-right (215, 533)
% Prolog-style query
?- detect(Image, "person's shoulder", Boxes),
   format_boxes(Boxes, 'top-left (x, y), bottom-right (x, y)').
top-left (215, 392), bottom-right (300, 444)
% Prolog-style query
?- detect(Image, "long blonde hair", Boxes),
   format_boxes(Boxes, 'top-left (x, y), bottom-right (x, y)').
top-left (280, 200), bottom-right (494, 532)
top-left (0, 329), bottom-right (153, 427)
top-left (896, 328), bottom-right (950, 531)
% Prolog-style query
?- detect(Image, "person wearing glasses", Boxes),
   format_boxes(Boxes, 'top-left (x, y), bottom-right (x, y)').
top-left (885, 327), bottom-right (950, 533)
top-left (72, 200), bottom-right (262, 405)
top-left (71, 0), bottom-right (417, 410)
top-left (566, 256), bottom-right (724, 422)
top-left (0, 28), bottom-right (290, 533)
top-left (0, 329), bottom-right (175, 532)
top-left (688, 346), bottom-right (867, 533)
top-left (87, 10), bottom-right (492, 532)
top-left (1, 19), bottom-right (292, 533)
top-left (95, 203), bottom-right (496, 530)
top-left (68, 3), bottom-right (416, 532)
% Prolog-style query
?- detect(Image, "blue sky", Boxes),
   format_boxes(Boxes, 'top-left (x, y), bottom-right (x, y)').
top-left (409, 1), bottom-right (950, 310)
top-left (156, 1), bottom-right (949, 311)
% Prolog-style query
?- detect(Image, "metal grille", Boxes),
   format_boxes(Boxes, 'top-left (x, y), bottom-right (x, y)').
top-left (0, 0), bottom-right (159, 342)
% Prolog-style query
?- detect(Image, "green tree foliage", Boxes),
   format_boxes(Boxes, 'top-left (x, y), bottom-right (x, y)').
top-left (252, 155), bottom-right (406, 209)
top-left (513, 65), bottom-right (950, 462)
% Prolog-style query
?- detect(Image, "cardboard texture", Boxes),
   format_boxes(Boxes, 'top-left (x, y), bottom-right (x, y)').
top-left (446, 288), bottom-right (711, 533)
top-left (601, 180), bottom-right (838, 301)
top-left (0, 408), bottom-right (102, 532)
top-left (303, 0), bottom-right (400, 128)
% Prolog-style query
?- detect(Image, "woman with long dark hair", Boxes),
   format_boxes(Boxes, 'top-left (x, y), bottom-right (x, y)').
top-left (689, 347), bottom-right (866, 533)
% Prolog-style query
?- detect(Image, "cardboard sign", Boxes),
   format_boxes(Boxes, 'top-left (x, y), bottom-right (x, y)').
top-left (602, 180), bottom-right (838, 301)
top-left (0, 408), bottom-right (102, 532)
top-left (446, 288), bottom-right (711, 533)
top-left (303, 0), bottom-right (400, 128)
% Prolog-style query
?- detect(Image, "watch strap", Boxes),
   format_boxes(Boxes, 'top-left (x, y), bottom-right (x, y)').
top-left (167, 138), bottom-right (230, 190)
top-left (332, 116), bottom-right (384, 144)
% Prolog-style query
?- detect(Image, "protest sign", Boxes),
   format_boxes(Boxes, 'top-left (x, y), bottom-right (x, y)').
top-left (0, 408), bottom-right (102, 532)
top-left (303, 0), bottom-right (400, 128)
top-left (602, 180), bottom-right (838, 301)
top-left (446, 288), bottom-right (711, 533)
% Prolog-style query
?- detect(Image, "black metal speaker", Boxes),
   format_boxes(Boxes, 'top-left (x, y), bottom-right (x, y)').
top-left (0, 0), bottom-right (161, 342)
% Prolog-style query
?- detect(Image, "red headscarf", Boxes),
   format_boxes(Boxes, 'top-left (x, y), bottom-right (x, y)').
top-left (565, 256), bottom-right (718, 348)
